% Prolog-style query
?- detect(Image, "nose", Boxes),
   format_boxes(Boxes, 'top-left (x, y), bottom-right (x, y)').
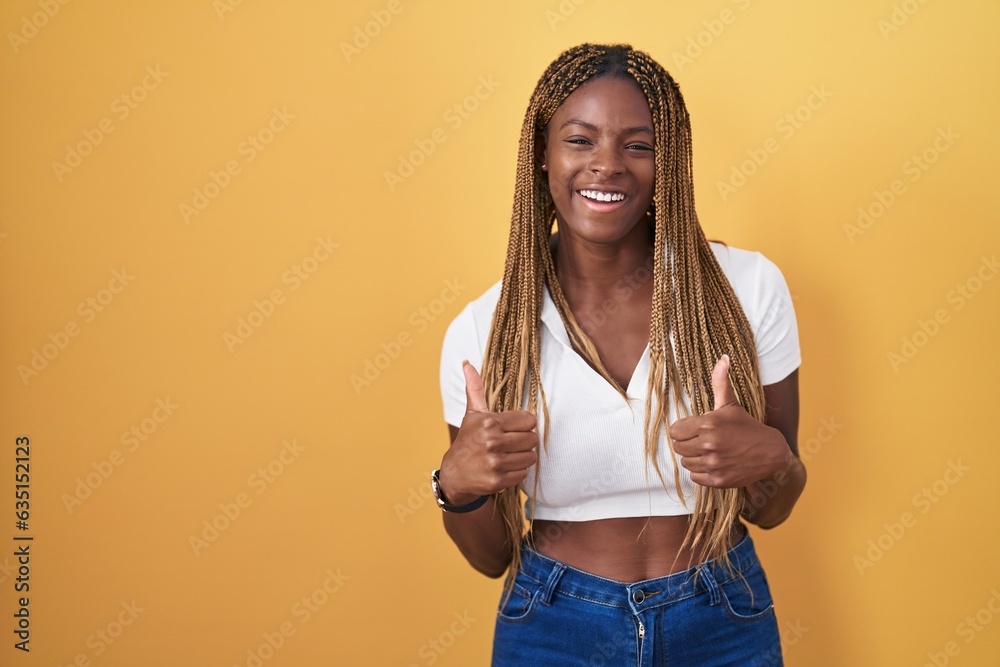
top-left (588, 143), bottom-right (625, 177)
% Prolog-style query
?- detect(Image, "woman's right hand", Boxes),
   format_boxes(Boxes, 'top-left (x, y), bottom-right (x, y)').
top-left (437, 361), bottom-right (539, 505)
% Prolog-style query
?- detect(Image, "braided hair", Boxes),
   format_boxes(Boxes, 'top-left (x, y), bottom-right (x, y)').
top-left (482, 43), bottom-right (766, 601)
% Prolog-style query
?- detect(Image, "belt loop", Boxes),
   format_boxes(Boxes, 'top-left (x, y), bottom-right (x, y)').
top-left (700, 565), bottom-right (721, 606)
top-left (540, 562), bottom-right (567, 606)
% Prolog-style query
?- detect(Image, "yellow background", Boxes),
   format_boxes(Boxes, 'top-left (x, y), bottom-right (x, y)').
top-left (1, 0), bottom-right (998, 665)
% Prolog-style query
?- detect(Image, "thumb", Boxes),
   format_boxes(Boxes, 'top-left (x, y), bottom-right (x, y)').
top-left (463, 360), bottom-right (489, 413)
top-left (711, 354), bottom-right (739, 411)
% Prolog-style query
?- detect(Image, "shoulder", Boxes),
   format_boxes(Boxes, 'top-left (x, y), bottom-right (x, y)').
top-left (709, 241), bottom-right (787, 296)
top-left (708, 242), bottom-right (800, 384)
top-left (463, 279), bottom-right (504, 325)
top-left (709, 241), bottom-right (776, 282)
top-left (441, 279), bottom-right (503, 355)
top-left (439, 279), bottom-right (503, 426)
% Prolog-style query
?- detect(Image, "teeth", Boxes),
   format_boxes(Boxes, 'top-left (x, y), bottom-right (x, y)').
top-left (579, 189), bottom-right (625, 202)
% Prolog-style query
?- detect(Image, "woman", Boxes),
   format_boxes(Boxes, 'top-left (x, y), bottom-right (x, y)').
top-left (433, 43), bottom-right (805, 666)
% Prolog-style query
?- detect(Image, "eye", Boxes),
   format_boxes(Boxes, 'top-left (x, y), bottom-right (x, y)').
top-left (565, 137), bottom-right (591, 145)
top-left (627, 143), bottom-right (653, 151)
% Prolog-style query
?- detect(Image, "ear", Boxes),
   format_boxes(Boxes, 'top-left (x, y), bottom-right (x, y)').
top-left (534, 127), bottom-right (548, 171)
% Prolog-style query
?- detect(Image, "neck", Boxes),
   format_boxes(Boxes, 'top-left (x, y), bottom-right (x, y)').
top-left (553, 226), bottom-right (655, 302)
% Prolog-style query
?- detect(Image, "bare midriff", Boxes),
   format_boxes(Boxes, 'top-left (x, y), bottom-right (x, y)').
top-left (527, 515), bottom-right (746, 582)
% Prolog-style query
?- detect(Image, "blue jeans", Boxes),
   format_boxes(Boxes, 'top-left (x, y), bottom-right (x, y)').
top-left (492, 529), bottom-right (782, 666)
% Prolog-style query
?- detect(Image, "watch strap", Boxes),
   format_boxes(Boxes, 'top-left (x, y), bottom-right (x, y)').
top-left (431, 469), bottom-right (489, 513)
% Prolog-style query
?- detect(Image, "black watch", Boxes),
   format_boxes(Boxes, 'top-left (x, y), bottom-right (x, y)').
top-left (430, 469), bottom-right (489, 513)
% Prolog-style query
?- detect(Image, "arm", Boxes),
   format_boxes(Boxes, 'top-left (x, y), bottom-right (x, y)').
top-left (740, 369), bottom-right (806, 528)
top-left (438, 424), bottom-right (514, 579)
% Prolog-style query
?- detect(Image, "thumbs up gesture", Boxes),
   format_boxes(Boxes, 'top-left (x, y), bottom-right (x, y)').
top-left (437, 361), bottom-right (539, 504)
top-left (669, 355), bottom-right (790, 488)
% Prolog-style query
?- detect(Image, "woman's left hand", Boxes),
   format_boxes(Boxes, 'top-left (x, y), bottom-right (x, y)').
top-left (669, 355), bottom-right (791, 488)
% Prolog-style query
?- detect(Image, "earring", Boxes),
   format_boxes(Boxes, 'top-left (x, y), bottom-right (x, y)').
top-left (541, 164), bottom-right (547, 171)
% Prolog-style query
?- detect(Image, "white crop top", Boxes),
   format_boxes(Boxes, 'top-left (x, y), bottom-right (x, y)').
top-left (438, 242), bottom-right (801, 522)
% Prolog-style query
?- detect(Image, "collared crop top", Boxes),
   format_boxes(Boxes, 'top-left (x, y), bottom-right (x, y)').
top-left (439, 242), bottom-right (801, 521)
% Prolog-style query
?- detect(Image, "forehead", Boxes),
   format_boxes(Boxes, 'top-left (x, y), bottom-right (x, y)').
top-left (549, 77), bottom-right (652, 129)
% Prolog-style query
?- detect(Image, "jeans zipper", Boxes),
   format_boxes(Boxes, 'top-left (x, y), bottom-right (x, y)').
top-left (638, 621), bottom-right (645, 639)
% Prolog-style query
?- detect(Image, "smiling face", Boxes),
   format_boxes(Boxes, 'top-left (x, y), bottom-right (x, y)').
top-left (540, 76), bottom-right (656, 247)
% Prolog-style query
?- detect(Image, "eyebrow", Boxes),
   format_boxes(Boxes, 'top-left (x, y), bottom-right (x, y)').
top-left (559, 118), bottom-right (654, 135)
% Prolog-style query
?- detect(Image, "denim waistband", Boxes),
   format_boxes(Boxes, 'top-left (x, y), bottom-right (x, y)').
top-left (515, 529), bottom-right (759, 615)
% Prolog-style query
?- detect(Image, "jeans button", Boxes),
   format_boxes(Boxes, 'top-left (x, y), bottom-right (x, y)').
top-left (632, 589), bottom-right (645, 604)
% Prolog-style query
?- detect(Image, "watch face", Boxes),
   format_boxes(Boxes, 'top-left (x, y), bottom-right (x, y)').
top-left (431, 470), bottom-right (447, 508)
